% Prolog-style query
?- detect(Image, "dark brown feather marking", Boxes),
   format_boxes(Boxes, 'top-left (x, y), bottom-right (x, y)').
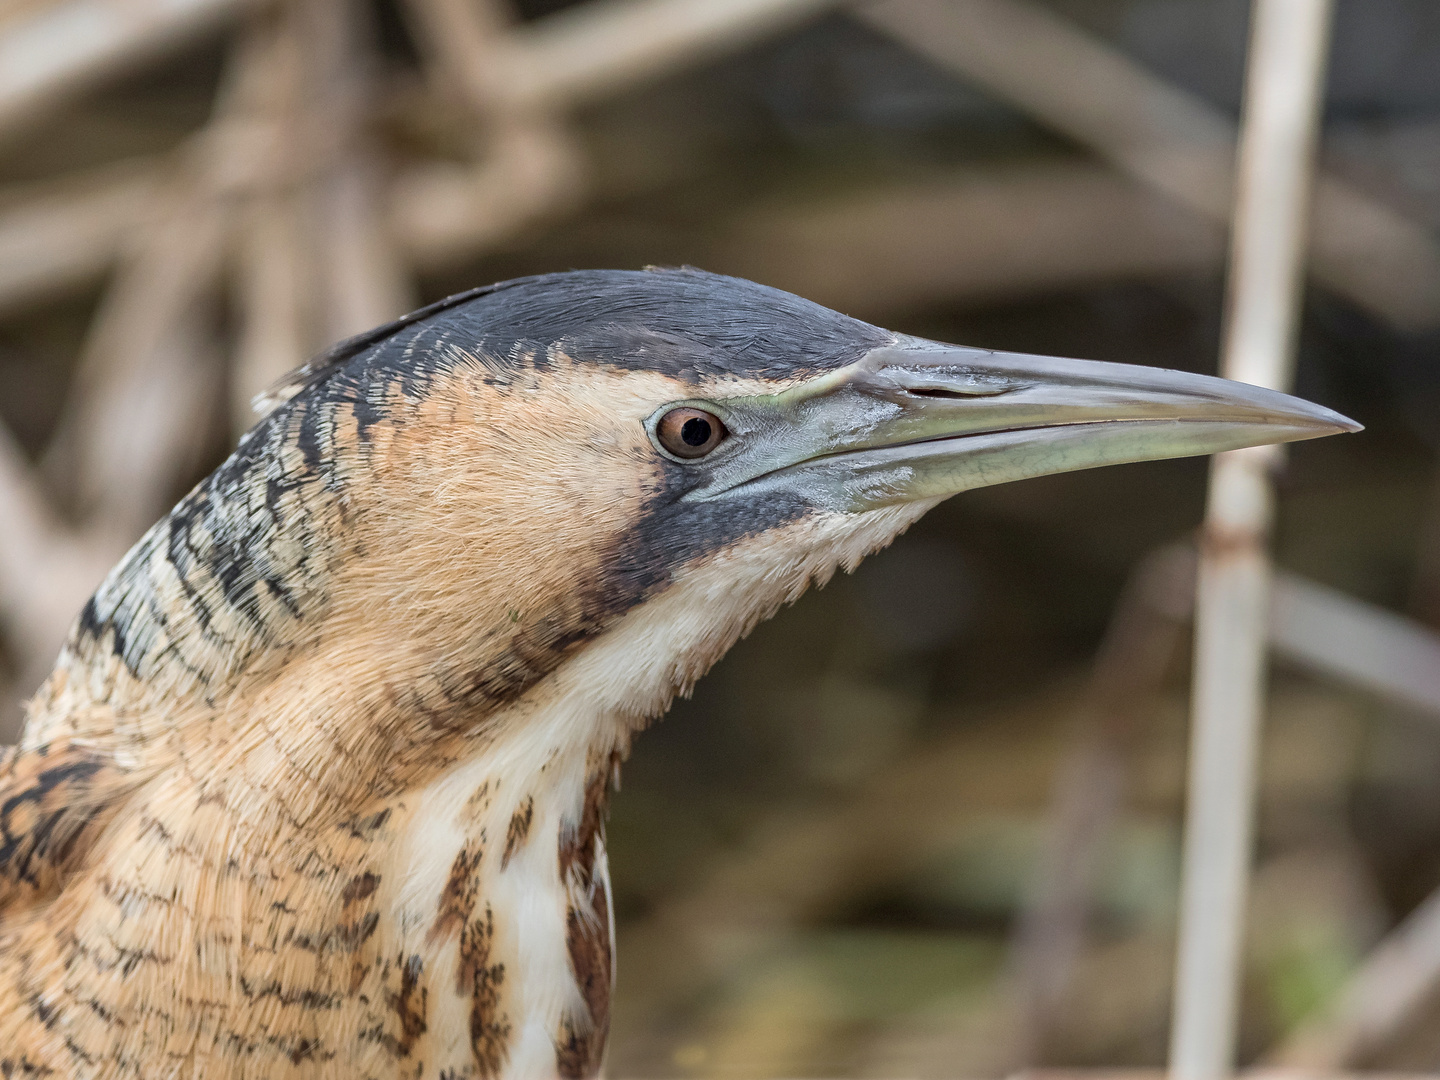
top-left (555, 762), bottom-right (615, 1078)
top-left (556, 762), bottom-right (610, 887)
top-left (382, 954), bottom-right (428, 1059)
top-left (428, 845), bottom-right (482, 947)
top-left (459, 904), bottom-right (510, 1078)
top-left (0, 1051), bottom-right (57, 1077)
top-left (0, 741), bottom-right (130, 917)
top-left (501, 797), bottom-right (533, 869)
top-left (423, 843), bottom-right (512, 1076)
top-left (342, 871), bottom-right (380, 905)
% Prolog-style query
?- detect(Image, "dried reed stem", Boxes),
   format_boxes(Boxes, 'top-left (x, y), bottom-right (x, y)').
top-left (1172, 4), bottom-right (1334, 1079)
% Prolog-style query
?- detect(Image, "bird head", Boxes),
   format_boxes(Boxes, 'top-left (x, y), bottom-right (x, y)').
top-left (48, 268), bottom-right (1356, 800)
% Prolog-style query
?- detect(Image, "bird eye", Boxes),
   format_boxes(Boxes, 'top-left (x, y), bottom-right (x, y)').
top-left (656, 407), bottom-right (727, 459)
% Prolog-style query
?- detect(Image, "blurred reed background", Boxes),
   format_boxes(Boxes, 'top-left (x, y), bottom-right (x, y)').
top-left (4, 0), bottom-right (1440, 1075)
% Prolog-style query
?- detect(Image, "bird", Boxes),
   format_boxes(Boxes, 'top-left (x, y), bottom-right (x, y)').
top-left (0, 268), bottom-right (1355, 1079)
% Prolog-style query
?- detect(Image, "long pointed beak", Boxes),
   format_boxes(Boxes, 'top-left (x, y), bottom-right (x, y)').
top-left (689, 339), bottom-right (1360, 511)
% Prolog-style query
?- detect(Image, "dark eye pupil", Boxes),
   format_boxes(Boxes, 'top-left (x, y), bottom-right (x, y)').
top-left (680, 417), bottom-right (712, 446)
top-left (655, 406), bottom-right (726, 458)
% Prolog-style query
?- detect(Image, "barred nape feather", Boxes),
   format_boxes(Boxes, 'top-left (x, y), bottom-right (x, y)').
top-left (249, 281), bottom-right (514, 418)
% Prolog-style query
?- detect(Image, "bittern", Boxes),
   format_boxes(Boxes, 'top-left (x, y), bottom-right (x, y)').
top-left (0, 269), bottom-right (1354, 1078)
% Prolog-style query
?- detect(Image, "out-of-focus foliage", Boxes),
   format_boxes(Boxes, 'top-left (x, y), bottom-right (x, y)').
top-left (4, 0), bottom-right (1440, 1075)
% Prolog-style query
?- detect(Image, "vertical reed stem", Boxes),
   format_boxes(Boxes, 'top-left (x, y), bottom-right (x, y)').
top-left (1170, 3), bottom-right (1334, 1078)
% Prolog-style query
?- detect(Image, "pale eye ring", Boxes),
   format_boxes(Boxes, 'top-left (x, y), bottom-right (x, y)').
top-left (656, 407), bottom-right (727, 458)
